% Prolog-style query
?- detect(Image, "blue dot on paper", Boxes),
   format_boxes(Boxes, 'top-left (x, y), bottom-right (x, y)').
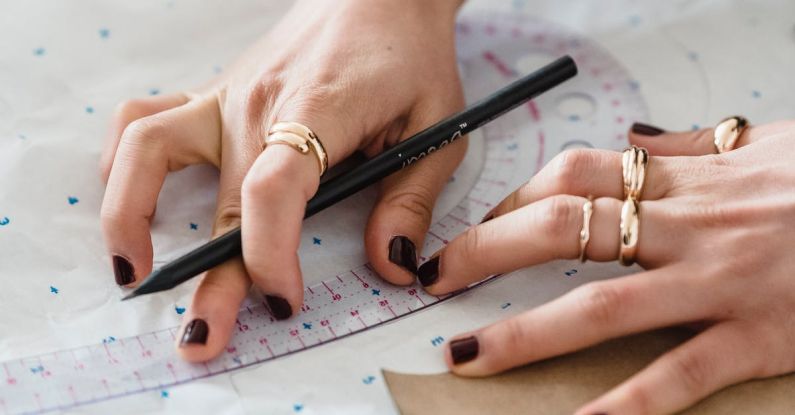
top-left (149, 88), bottom-right (160, 96)
top-left (189, 222), bottom-right (198, 230)
top-left (564, 269), bottom-right (578, 277)
top-left (371, 289), bottom-right (380, 296)
top-left (293, 404), bottom-right (303, 412)
top-left (628, 80), bottom-right (640, 90)
top-left (501, 302), bottom-right (511, 309)
top-left (17, 134), bottom-right (26, 140)
top-left (312, 237), bottom-right (321, 245)
top-left (99, 28), bottom-right (110, 39)
top-left (687, 51), bottom-right (699, 61)
top-left (363, 375), bottom-right (375, 385)
top-left (568, 114), bottom-right (581, 122)
top-left (691, 124), bottom-right (700, 131)
top-left (85, 106), bottom-right (94, 114)
top-left (175, 306), bottom-right (185, 315)
top-left (68, 196), bottom-right (79, 205)
top-left (0, 217), bottom-right (9, 226)
top-left (33, 47), bottom-right (46, 56)
top-left (213, 65), bottom-right (223, 74)
top-left (102, 336), bottom-right (116, 344)
top-left (628, 14), bottom-right (641, 26)
top-left (160, 390), bottom-right (169, 398)
top-left (507, 143), bottom-right (518, 150)
top-left (302, 322), bottom-right (312, 330)
top-left (50, 286), bottom-right (59, 294)
top-left (752, 90), bottom-right (761, 98)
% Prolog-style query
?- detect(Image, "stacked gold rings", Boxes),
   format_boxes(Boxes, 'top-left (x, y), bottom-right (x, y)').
top-left (266, 122), bottom-right (329, 176)
top-left (618, 145), bottom-right (648, 266)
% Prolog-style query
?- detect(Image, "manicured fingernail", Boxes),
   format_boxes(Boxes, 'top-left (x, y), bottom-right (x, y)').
top-left (388, 236), bottom-right (418, 274)
top-left (450, 336), bottom-right (479, 365)
top-left (180, 319), bottom-right (209, 346)
top-left (112, 255), bottom-right (135, 286)
top-left (480, 214), bottom-right (494, 224)
top-left (265, 295), bottom-right (293, 320)
top-left (631, 122), bottom-right (665, 136)
top-left (417, 256), bottom-right (440, 287)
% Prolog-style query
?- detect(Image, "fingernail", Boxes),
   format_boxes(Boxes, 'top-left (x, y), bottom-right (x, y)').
top-left (180, 319), bottom-right (209, 346)
top-left (417, 256), bottom-right (440, 287)
top-left (112, 255), bottom-right (135, 286)
top-left (631, 122), bottom-right (665, 136)
top-left (388, 236), bottom-right (418, 274)
top-left (480, 214), bottom-right (494, 224)
top-left (450, 336), bottom-right (479, 365)
top-left (265, 295), bottom-right (293, 320)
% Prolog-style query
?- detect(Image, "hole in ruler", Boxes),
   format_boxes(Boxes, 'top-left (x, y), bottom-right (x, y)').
top-left (555, 92), bottom-right (597, 122)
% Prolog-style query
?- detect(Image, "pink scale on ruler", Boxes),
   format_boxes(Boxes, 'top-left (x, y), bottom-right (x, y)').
top-left (0, 12), bottom-right (646, 414)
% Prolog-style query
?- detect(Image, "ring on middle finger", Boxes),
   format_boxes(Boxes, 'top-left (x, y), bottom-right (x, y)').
top-left (622, 145), bottom-right (649, 200)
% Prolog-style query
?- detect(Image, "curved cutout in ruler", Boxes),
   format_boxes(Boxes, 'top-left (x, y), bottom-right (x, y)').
top-left (0, 13), bottom-right (647, 414)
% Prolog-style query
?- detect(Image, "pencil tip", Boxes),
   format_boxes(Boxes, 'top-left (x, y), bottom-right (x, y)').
top-left (121, 292), bottom-right (137, 301)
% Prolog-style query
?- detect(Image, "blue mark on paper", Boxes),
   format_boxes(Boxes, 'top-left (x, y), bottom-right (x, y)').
top-left (293, 404), bottom-right (303, 412)
top-left (431, 336), bottom-right (444, 347)
top-left (33, 47), bottom-right (46, 56)
top-left (189, 222), bottom-right (198, 230)
top-left (568, 114), bottom-right (581, 122)
top-left (565, 269), bottom-right (578, 277)
top-left (17, 134), bottom-right (26, 140)
top-left (50, 286), bottom-right (59, 294)
top-left (99, 28), bottom-right (110, 39)
top-left (628, 80), bottom-right (640, 91)
top-left (30, 365), bottom-right (45, 374)
top-left (68, 196), bottom-right (79, 205)
top-left (0, 217), bottom-right (9, 226)
top-left (160, 390), bottom-right (169, 398)
top-left (85, 106), bottom-right (95, 114)
top-left (371, 289), bottom-right (380, 296)
top-left (692, 124), bottom-right (700, 131)
top-left (213, 65), bottom-right (223, 74)
top-left (687, 51), bottom-right (699, 61)
top-left (501, 302), bottom-right (511, 309)
top-left (302, 322), bottom-right (312, 330)
top-left (507, 143), bottom-right (518, 150)
top-left (363, 375), bottom-right (376, 385)
top-left (175, 306), bottom-right (185, 315)
top-left (628, 14), bottom-right (642, 27)
top-left (312, 237), bottom-right (322, 245)
top-left (149, 88), bottom-right (160, 96)
top-left (752, 90), bottom-right (761, 98)
top-left (102, 336), bottom-right (116, 344)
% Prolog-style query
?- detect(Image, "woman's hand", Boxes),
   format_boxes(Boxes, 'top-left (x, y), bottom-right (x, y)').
top-left (99, 0), bottom-right (465, 361)
top-left (425, 120), bottom-right (795, 414)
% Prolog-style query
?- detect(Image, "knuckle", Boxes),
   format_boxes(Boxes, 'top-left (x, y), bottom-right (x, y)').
top-left (622, 383), bottom-right (653, 415)
top-left (381, 183), bottom-right (435, 222)
top-left (536, 196), bottom-right (576, 239)
top-left (550, 149), bottom-right (593, 192)
top-left (576, 282), bottom-right (627, 327)
top-left (669, 349), bottom-right (711, 393)
top-left (214, 197), bottom-right (242, 233)
top-left (460, 225), bottom-right (485, 263)
top-left (499, 318), bottom-right (530, 366)
top-left (241, 161), bottom-right (293, 200)
top-left (121, 117), bottom-right (168, 147)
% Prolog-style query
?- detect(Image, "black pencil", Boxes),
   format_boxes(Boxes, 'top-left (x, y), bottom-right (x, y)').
top-left (123, 55), bottom-right (578, 300)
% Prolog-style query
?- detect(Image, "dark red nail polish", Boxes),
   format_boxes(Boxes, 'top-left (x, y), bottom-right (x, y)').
top-left (388, 236), bottom-right (417, 274)
top-left (180, 319), bottom-right (209, 346)
top-left (631, 122), bottom-right (665, 136)
top-left (266, 295), bottom-right (292, 320)
top-left (417, 256), bottom-right (440, 287)
top-left (450, 336), bottom-right (479, 365)
top-left (112, 255), bottom-right (135, 286)
top-left (480, 214), bottom-right (494, 224)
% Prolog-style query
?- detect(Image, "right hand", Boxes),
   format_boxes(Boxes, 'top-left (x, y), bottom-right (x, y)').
top-left (99, 0), bottom-right (466, 361)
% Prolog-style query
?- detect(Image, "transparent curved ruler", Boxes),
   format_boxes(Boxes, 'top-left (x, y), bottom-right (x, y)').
top-left (0, 13), bottom-right (647, 415)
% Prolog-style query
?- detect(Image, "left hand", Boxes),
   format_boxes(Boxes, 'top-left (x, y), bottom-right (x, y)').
top-left (419, 120), bottom-right (795, 414)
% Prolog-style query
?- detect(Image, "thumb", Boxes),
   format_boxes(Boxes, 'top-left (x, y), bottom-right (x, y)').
top-left (365, 102), bottom-right (467, 286)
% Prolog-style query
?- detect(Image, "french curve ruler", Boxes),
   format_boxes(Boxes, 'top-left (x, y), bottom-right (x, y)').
top-left (0, 12), bottom-right (647, 414)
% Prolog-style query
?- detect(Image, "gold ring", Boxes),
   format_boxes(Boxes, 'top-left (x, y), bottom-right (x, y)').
top-left (266, 121), bottom-right (329, 176)
top-left (618, 198), bottom-right (640, 266)
top-left (622, 145), bottom-right (649, 200)
top-left (579, 197), bottom-right (594, 263)
top-left (713, 116), bottom-right (749, 154)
